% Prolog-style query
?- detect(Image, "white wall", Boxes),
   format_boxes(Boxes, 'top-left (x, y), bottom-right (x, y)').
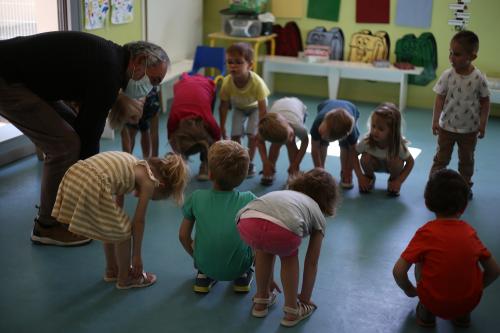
top-left (146, 0), bottom-right (202, 62)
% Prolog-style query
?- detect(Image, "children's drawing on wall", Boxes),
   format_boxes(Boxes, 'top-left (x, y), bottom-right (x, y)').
top-left (111, 0), bottom-right (134, 25)
top-left (84, 0), bottom-right (109, 30)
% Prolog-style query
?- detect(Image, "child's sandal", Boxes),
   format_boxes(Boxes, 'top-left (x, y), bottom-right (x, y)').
top-left (280, 301), bottom-right (317, 327)
top-left (115, 272), bottom-right (157, 290)
top-left (251, 291), bottom-right (278, 318)
top-left (359, 175), bottom-right (376, 193)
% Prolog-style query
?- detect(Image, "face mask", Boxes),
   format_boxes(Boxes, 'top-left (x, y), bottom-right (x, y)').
top-left (123, 64), bottom-right (154, 99)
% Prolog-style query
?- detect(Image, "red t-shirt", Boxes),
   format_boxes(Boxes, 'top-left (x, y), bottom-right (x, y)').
top-left (167, 73), bottom-right (221, 140)
top-left (401, 219), bottom-right (491, 319)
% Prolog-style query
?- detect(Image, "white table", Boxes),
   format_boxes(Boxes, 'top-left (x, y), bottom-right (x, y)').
top-left (262, 55), bottom-right (423, 111)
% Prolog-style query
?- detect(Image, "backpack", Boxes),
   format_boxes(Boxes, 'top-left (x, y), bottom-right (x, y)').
top-left (305, 27), bottom-right (344, 60)
top-left (348, 30), bottom-right (390, 63)
top-left (268, 21), bottom-right (303, 57)
top-left (395, 32), bottom-right (438, 86)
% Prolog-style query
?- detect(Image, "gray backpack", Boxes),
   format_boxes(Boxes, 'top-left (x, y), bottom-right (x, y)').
top-left (306, 27), bottom-right (344, 60)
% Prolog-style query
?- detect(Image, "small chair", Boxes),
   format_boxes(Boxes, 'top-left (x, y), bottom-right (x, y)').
top-left (189, 45), bottom-right (226, 85)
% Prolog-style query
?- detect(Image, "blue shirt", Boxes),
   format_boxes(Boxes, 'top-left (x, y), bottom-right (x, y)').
top-left (310, 99), bottom-right (360, 147)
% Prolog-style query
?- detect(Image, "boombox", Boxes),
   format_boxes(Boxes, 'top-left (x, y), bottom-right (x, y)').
top-left (224, 18), bottom-right (262, 37)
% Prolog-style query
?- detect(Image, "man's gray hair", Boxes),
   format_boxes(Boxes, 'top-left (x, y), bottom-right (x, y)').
top-left (124, 41), bottom-right (170, 67)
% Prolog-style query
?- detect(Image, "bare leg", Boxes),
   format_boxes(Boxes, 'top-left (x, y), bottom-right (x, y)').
top-left (386, 157), bottom-right (404, 181)
top-left (319, 145), bottom-right (328, 169)
top-left (254, 250), bottom-right (276, 312)
top-left (121, 127), bottom-right (132, 153)
top-left (281, 255), bottom-right (300, 320)
top-left (103, 242), bottom-right (118, 279)
top-left (360, 153), bottom-right (376, 178)
top-left (248, 134), bottom-right (257, 162)
top-left (115, 238), bottom-right (132, 286)
top-left (140, 129), bottom-right (152, 159)
top-left (340, 147), bottom-right (353, 183)
top-left (149, 112), bottom-right (159, 157)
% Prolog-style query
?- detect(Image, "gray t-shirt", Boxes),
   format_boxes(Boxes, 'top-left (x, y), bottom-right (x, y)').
top-left (269, 97), bottom-right (308, 141)
top-left (236, 190), bottom-right (326, 237)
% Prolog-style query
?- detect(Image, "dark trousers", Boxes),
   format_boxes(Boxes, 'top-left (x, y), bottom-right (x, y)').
top-left (429, 128), bottom-right (478, 185)
top-left (0, 79), bottom-right (80, 226)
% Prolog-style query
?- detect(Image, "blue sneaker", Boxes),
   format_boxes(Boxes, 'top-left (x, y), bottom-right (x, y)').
top-left (233, 269), bottom-right (253, 293)
top-left (193, 271), bottom-right (217, 293)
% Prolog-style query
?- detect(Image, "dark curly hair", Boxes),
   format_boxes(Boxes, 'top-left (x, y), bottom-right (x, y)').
top-left (288, 168), bottom-right (339, 216)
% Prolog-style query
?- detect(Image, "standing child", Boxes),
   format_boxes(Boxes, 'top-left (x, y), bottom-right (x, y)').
top-left (179, 140), bottom-right (256, 293)
top-left (353, 103), bottom-right (414, 196)
top-left (219, 42), bottom-right (269, 177)
top-left (121, 87), bottom-right (161, 158)
top-left (310, 99), bottom-right (360, 189)
top-left (429, 30), bottom-right (490, 199)
top-left (257, 97), bottom-right (309, 185)
top-left (167, 73), bottom-right (221, 180)
top-left (236, 168), bottom-right (339, 327)
top-left (393, 169), bottom-right (499, 327)
top-left (52, 151), bottom-right (188, 289)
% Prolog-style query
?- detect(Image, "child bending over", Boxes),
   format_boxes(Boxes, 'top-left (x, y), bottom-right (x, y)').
top-left (353, 103), bottom-right (414, 196)
top-left (179, 140), bottom-right (256, 293)
top-left (219, 42), bottom-right (269, 177)
top-left (121, 87), bottom-right (161, 159)
top-left (393, 169), bottom-right (499, 327)
top-left (52, 151), bottom-right (188, 289)
top-left (168, 73), bottom-right (221, 180)
top-left (257, 97), bottom-right (309, 186)
top-left (429, 30), bottom-right (490, 199)
top-left (310, 99), bottom-right (360, 189)
top-left (236, 168), bottom-right (339, 327)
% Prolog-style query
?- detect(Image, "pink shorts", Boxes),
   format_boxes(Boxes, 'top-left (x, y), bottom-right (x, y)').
top-left (237, 218), bottom-right (301, 257)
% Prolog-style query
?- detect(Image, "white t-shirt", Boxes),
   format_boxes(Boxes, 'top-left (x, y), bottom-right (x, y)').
top-left (433, 68), bottom-right (490, 133)
top-left (356, 140), bottom-right (411, 160)
top-left (268, 97), bottom-right (308, 140)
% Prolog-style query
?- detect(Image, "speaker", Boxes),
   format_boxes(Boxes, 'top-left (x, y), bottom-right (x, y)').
top-left (224, 18), bottom-right (262, 38)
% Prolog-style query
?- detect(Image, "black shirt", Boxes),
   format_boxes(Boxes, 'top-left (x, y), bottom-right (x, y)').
top-left (0, 31), bottom-right (129, 158)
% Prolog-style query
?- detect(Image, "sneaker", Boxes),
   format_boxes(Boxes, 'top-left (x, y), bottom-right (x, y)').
top-left (247, 163), bottom-right (256, 178)
top-left (193, 271), bottom-right (217, 293)
top-left (197, 161), bottom-right (209, 181)
top-left (31, 220), bottom-right (92, 246)
top-left (233, 269), bottom-right (253, 293)
top-left (340, 171), bottom-right (354, 189)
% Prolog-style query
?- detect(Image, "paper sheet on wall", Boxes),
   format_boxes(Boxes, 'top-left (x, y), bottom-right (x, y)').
top-left (111, 0), bottom-right (134, 24)
top-left (271, 0), bottom-right (304, 18)
top-left (356, 0), bottom-right (390, 23)
top-left (307, 0), bottom-right (341, 22)
top-left (84, 0), bottom-right (109, 30)
top-left (396, 0), bottom-right (433, 28)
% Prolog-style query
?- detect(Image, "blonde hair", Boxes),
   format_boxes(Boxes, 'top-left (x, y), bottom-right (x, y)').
top-left (169, 118), bottom-right (214, 159)
top-left (288, 168), bottom-right (340, 216)
top-left (208, 140), bottom-right (249, 190)
top-left (258, 113), bottom-right (289, 144)
top-left (323, 108), bottom-right (354, 141)
top-left (108, 102), bottom-right (129, 130)
top-left (148, 153), bottom-right (189, 205)
top-left (364, 102), bottom-right (407, 158)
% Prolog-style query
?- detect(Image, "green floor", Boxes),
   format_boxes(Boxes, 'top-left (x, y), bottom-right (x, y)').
top-left (1, 95), bottom-right (499, 333)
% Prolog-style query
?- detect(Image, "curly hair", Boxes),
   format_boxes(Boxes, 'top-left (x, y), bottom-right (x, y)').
top-left (208, 140), bottom-right (249, 190)
top-left (425, 169), bottom-right (469, 217)
top-left (226, 42), bottom-right (254, 63)
top-left (258, 113), bottom-right (289, 144)
top-left (288, 168), bottom-right (339, 216)
top-left (323, 108), bottom-right (354, 141)
top-left (148, 153), bottom-right (189, 205)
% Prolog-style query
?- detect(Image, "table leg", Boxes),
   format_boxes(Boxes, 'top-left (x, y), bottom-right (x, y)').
top-left (327, 68), bottom-right (341, 99)
top-left (254, 42), bottom-right (261, 72)
top-left (399, 74), bottom-right (408, 112)
top-left (262, 61), bottom-right (274, 94)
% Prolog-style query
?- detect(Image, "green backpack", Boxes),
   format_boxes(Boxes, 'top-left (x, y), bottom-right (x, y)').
top-left (395, 32), bottom-right (438, 86)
